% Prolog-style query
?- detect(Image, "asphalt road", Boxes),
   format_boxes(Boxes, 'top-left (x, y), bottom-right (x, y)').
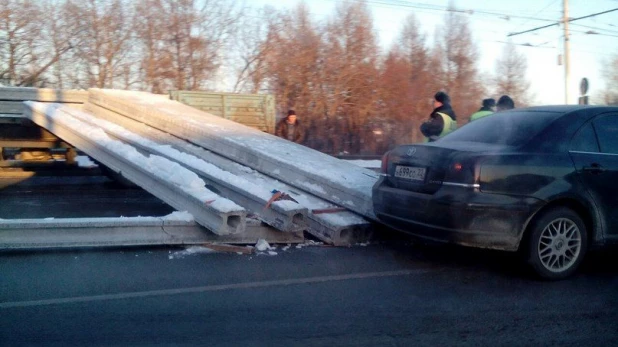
top-left (0, 170), bottom-right (175, 219)
top-left (1, 243), bottom-right (618, 346)
top-left (1, 170), bottom-right (618, 346)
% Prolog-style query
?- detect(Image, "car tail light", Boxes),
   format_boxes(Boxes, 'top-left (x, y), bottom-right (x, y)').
top-left (380, 152), bottom-right (389, 174)
top-left (444, 158), bottom-right (478, 186)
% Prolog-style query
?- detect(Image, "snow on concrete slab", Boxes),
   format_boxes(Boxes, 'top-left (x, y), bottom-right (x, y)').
top-left (88, 89), bottom-right (379, 219)
top-left (80, 97), bottom-right (370, 244)
top-left (60, 105), bottom-right (299, 212)
top-left (163, 211), bottom-right (194, 222)
top-left (76, 155), bottom-right (97, 168)
top-left (24, 102), bottom-right (243, 214)
top-left (345, 160), bottom-right (381, 169)
top-left (0, 212), bottom-right (196, 227)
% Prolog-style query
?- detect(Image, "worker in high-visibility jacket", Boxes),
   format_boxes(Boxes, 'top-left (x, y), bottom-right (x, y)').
top-left (421, 91), bottom-right (457, 142)
top-left (469, 98), bottom-right (496, 122)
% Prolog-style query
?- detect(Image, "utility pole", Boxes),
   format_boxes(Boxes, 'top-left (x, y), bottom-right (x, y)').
top-left (564, 0), bottom-right (571, 104)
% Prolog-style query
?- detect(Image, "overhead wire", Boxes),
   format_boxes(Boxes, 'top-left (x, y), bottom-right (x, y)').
top-left (510, 0), bottom-right (561, 32)
top-left (508, 7), bottom-right (618, 37)
top-left (338, 0), bottom-right (558, 22)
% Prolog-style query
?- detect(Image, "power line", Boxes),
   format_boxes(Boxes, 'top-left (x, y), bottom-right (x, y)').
top-left (492, 40), bottom-right (556, 49)
top-left (508, 7), bottom-right (618, 37)
top-left (570, 29), bottom-right (618, 38)
top-left (570, 23), bottom-right (618, 35)
top-left (342, 0), bottom-right (558, 23)
top-left (511, 0), bottom-right (561, 32)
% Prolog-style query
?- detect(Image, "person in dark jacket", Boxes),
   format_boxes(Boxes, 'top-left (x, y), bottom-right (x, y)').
top-left (469, 98), bottom-right (496, 122)
top-left (275, 110), bottom-right (305, 144)
top-left (420, 91), bottom-right (457, 142)
top-left (496, 95), bottom-right (515, 111)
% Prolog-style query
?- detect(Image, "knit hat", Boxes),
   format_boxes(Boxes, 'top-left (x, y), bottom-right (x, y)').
top-left (287, 110), bottom-right (296, 116)
top-left (434, 91), bottom-right (450, 104)
top-left (482, 98), bottom-right (496, 108)
top-left (497, 95), bottom-right (515, 110)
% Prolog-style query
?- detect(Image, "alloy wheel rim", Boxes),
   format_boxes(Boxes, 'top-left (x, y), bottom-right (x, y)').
top-left (537, 218), bottom-right (582, 273)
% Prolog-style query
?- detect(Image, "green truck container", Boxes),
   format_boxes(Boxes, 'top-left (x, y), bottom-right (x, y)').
top-left (169, 91), bottom-right (276, 134)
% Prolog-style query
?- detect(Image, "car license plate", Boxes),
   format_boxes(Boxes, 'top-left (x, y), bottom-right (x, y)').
top-left (394, 165), bottom-right (426, 181)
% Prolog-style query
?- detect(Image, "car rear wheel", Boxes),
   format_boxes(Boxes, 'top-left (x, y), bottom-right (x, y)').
top-left (525, 207), bottom-right (587, 280)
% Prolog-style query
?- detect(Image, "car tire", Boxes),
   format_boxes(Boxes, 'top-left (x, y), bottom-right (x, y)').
top-left (525, 207), bottom-right (588, 280)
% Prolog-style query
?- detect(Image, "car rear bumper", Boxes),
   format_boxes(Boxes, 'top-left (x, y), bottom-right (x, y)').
top-left (373, 182), bottom-right (544, 251)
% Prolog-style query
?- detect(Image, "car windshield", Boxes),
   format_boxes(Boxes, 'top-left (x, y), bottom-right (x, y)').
top-left (440, 110), bottom-right (563, 146)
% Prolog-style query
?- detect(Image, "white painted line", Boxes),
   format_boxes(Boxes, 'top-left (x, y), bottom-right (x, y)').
top-left (0, 269), bottom-right (428, 309)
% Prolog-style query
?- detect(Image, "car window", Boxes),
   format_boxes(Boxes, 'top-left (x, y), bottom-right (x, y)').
top-left (593, 115), bottom-right (618, 154)
top-left (440, 110), bottom-right (562, 146)
top-left (570, 123), bottom-right (599, 153)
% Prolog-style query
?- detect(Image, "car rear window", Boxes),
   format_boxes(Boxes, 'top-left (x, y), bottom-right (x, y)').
top-left (440, 110), bottom-right (563, 146)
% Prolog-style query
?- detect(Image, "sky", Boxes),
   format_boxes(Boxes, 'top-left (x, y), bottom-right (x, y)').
top-left (247, 0), bottom-right (618, 105)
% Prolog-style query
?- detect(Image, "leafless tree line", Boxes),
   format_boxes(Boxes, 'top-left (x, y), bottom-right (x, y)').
top-left (1, 0), bottom-right (536, 154)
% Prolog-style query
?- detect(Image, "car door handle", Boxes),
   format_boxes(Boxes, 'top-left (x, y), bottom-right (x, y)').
top-left (583, 164), bottom-right (606, 174)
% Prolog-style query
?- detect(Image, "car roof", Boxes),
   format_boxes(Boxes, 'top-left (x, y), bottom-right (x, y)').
top-left (517, 105), bottom-right (618, 114)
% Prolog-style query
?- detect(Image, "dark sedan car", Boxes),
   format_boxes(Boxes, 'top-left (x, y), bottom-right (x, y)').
top-left (373, 106), bottom-right (618, 279)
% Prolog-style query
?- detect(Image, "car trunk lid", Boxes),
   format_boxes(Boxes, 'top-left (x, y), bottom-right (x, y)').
top-left (384, 142), bottom-right (507, 194)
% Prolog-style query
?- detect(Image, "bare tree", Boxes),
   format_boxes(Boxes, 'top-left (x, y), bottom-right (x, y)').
top-left (435, 6), bottom-right (485, 122)
top-left (494, 42), bottom-right (533, 106)
top-left (63, 0), bottom-right (136, 89)
top-left (379, 13), bottom-right (439, 145)
top-left (0, 0), bottom-right (46, 86)
top-left (600, 53), bottom-right (618, 105)
top-left (134, 0), bottom-right (242, 93)
top-left (232, 6), bottom-right (277, 93)
top-left (262, 3), bottom-right (323, 123)
top-left (321, 1), bottom-right (380, 153)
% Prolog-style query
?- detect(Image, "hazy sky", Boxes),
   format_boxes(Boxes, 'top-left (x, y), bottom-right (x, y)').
top-left (248, 0), bottom-right (618, 105)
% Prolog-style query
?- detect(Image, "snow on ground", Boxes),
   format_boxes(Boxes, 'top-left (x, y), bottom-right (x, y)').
top-left (25, 102), bottom-right (243, 213)
top-left (168, 246), bottom-right (217, 259)
top-left (165, 239), bottom-right (351, 260)
top-left (255, 239), bottom-right (272, 252)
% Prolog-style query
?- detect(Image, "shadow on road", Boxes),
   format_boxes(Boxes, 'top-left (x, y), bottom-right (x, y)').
top-left (371, 224), bottom-right (618, 280)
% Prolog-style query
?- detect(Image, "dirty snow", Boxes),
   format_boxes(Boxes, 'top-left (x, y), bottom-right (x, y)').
top-left (255, 239), bottom-right (272, 252)
top-left (168, 246), bottom-right (217, 259)
top-left (25, 102), bottom-right (243, 213)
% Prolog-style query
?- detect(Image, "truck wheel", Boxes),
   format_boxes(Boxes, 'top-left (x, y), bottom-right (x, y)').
top-left (526, 207), bottom-right (587, 280)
